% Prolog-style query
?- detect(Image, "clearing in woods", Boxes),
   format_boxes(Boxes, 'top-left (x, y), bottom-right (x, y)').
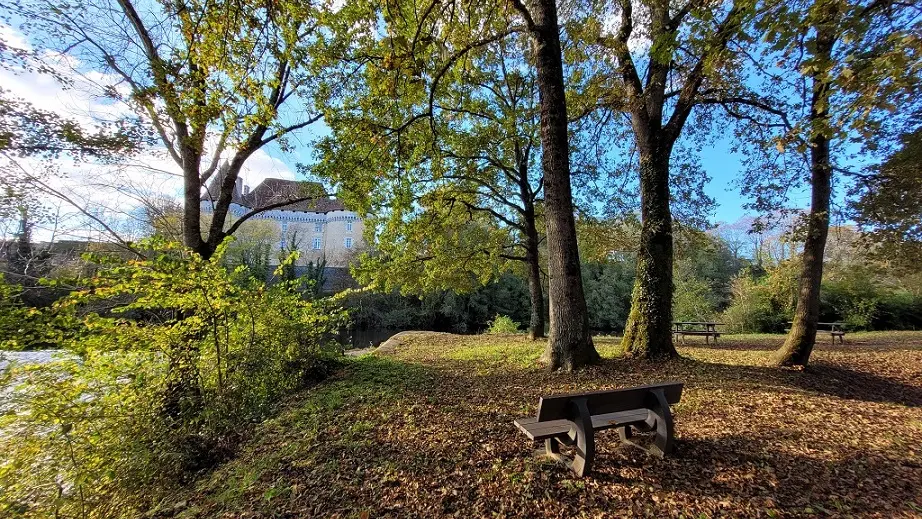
top-left (173, 331), bottom-right (922, 518)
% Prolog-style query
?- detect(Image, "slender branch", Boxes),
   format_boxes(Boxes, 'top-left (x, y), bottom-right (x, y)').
top-left (223, 195), bottom-right (328, 237)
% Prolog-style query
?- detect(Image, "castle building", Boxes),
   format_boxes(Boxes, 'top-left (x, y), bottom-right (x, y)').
top-left (200, 176), bottom-right (363, 269)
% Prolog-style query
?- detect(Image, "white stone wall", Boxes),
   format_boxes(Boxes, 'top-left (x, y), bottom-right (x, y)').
top-left (201, 202), bottom-right (364, 267)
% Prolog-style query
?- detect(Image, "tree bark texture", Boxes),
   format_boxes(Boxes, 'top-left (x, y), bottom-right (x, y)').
top-left (621, 151), bottom-right (678, 359)
top-left (774, 18), bottom-right (837, 367)
top-left (524, 212), bottom-right (546, 340)
top-left (526, 0), bottom-right (598, 370)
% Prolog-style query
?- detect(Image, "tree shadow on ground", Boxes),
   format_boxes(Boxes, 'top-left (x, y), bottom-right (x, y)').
top-left (586, 431), bottom-right (922, 517)
top-left (574, 352), bottom-right (922, 408)
top-left (178, 343), bottom-right (922, 519)
top-left (678, 357), bottom-right (922, 408)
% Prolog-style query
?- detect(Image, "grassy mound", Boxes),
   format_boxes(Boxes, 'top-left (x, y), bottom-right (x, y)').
top-left (170, 332), bottom-right (922, 518)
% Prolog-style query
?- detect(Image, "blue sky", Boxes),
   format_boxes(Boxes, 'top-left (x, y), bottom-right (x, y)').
top-left (1, 16), bottom-right (829, 239)
top-left (268, 127), bottom-right (809, 227)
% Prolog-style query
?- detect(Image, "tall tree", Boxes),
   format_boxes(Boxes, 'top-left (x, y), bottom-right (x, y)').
top-left (572, 0), bottom-right (753, 358)
top-left (509, 0), bottom-right (598, 368)
top-left (6, 0), bottom-right (340, 258)
top-left (732, 0), bottom-right (922, 366)
top-left (316, 0), bottom-right (598, 366)
top-left (317, 33), bottom-right (549, 339)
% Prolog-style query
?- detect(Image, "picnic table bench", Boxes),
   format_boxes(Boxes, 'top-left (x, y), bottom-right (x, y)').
top-left (786, 322), bottom-right (846, 344)
top-left (514, 381), bottom-right (683, 477)
top-left (673, 321), bottom-right (723, 344)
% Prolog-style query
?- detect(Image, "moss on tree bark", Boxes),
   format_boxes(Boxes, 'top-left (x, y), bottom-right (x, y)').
top-left (621, 156), bottom-right (678, 359)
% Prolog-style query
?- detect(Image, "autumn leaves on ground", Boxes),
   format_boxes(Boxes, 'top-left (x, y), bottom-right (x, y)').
top-left (172, 331), bottom-right (922, 519)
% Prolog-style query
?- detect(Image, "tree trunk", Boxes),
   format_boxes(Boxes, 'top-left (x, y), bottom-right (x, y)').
top-left (774, 20), bottom-right (836, 367)
top-left (524, 213), bottom-right (546, 340)
top-left (182, 161), bottom-right (207, 256)
top-left (528, 0), bottom-right (598, 370)
top-left (621, 151), bottom-right (678, 359)
top-left (517, 147), bottom-right (546, 340)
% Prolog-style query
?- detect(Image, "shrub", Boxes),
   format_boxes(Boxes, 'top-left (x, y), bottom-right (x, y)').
top-left (486, 314), bottom-right (522, 334)
top-left (720, 263), bottom-right (799, 334)
top-left (581, 261), bottom-right (634, 332)
top-left (673, 276), bottom-right (719, 322)
top-left (0, 239), bottom-right (347, 518)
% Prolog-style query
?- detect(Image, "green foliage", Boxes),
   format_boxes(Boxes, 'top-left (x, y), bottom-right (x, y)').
top-left (486, 315), bottom-right (522, 335)
top-left (0, 239), bottom-right (347, 518)
top-left (340, 274), bottom-right (531, 334)
top-left (581, 261), bottom-right (635, 332)
top-left (721, 256), bottom-right (922, 333)
top-left (0, 274), bottom-right (74, 350)
top-left (851, 126), bottom-right (922, 270)
top-left (820, 263), bottom-right (922, 331)
top-left (674, 276), bottom-right (719, 322)
top-left (223, 219), bottom-right (279, 280)
top-left (721, 263), bottom-right (799, 333)
top-left (301, 256), bottom-right (328, 299)
top-left (673, 227), bottom-right (744, 322)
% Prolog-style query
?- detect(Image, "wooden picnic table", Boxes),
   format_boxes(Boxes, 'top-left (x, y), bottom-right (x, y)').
top-left (786, 322), bottom-right (846, 344)
top-left (672, 322), bottom-right (724, 344)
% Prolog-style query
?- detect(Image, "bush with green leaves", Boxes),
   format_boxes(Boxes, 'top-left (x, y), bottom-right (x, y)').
top-left (0, 274), bottom-right (75, 350)
top-left (720, 263), bottom-right (799, 333)
top-left (485, 314), bottom-right (522, 334)
top-left (0, 239), bottom-right (347, 518)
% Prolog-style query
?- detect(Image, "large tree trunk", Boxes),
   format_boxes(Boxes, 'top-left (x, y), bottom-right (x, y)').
top-left (528, 0), bottom-right (598, 370)
top-left (524, 213), bottom-right (546, 340)
top-left (182, 160), bottom-right (206, 256)
top-left (774, 20), bottom-right (836, 367)
top-left (621, 150), bottom-right (678, 359)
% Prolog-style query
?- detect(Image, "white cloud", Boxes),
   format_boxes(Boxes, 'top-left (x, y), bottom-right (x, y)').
top-left (1, 22), bottom-right (299, 243)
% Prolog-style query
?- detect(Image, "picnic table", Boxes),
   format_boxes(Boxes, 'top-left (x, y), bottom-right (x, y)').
top-left (672, 321), bottom-right (723, 344)
top-left (786, 322), bottom-right (846, 344)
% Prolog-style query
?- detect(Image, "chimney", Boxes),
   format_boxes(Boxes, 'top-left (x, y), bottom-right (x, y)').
top-left (235, 176), bottom-right (243, 197)
top-left (243, 184), bottom-right (250, 195)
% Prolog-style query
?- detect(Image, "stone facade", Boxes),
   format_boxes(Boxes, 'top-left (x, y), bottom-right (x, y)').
top-left (201, 177), bottom-right (364, 268)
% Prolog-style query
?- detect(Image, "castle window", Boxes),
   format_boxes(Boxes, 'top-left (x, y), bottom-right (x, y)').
top-left (314, 222), bottom-right (323, 232)
top-left (281, 222), bottom-right (288, 232)
top-left (312, 237), bottom-right (322, 250)
top-left (344, 237), bottom-right (353, 249)
top-left (346, 221), bottom-right (353, 232)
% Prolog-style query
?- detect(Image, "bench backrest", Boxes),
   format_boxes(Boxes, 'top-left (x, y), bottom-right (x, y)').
top-left (535, 381), bottom-right (683, 422)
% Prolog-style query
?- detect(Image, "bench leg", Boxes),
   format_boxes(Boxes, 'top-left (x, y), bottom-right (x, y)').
top-left (615, 390), bottom-right (675, 458)
top-left (646, 389), bottom-right (675, 457)
top-left (568, 397), bottom-right (595, 477)
top-left (543, 398), bottom-right (595, 477)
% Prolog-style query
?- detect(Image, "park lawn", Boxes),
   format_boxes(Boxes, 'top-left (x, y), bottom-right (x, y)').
top-left (170, 331), bottom-right (922, 518)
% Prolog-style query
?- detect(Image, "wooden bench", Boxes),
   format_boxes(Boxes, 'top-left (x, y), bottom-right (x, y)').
top-left (673, 322), bottom-right (723, 344)
top-left (785, 322), bottom-right (846, 344)
top-left (513, 381), bottom-right (683, 477)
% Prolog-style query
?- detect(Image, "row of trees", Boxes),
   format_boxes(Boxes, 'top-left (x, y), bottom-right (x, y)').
top-left (2, 0), bottom-right (920, 370)
top-left (316, 0), bottom-right (921, 368)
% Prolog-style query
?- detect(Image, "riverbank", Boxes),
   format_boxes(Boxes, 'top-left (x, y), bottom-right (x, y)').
top-left (147, 332), bottom-right (922, 517)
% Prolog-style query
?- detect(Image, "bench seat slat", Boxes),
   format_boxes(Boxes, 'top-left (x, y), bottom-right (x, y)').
top-left (514, 409), bottom-right (650, 440)
top-left (514, 417), bottom-right (572, 440)
top-left (591, 410), bottom-right (649, 430)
